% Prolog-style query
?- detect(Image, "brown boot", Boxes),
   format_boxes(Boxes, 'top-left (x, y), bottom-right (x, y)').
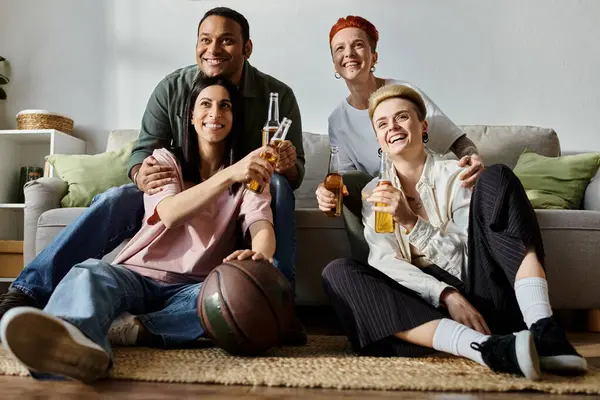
top-left (0, 288), bottom-right (38, 321)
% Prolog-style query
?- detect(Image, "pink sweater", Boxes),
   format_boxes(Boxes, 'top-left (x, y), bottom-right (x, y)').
top-left (113, 148), bottom-right (273, 283)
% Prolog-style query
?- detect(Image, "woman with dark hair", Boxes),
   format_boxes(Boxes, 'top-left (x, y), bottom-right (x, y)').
top-left (0, 76), bottom-right (277, 383)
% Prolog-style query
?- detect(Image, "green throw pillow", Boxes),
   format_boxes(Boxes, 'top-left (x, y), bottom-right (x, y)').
top-left (46, 141), bottom-right (136, 207)
top-left (513, 150), bottom-right (600, 209)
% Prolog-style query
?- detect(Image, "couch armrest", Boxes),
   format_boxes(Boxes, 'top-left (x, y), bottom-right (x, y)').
top-left (584, 169), bottom-right (600, 211)
top-left (23, 177), bottom-right (68, 265)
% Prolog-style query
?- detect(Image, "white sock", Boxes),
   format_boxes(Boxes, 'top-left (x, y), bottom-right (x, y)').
top-left (514, 277), bottom-right (553, 328)
top-left (432, 318), bottom-right (490, 366)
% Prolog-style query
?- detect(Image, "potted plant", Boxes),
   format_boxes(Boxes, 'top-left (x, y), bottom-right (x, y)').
top-left (0, 56), bottom-right (8, 100)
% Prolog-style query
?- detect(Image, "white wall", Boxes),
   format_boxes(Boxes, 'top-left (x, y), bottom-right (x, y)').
top-left (0, 0), bottom-right (107, 153)
top-left (1, 0), bottom-right (600, 154)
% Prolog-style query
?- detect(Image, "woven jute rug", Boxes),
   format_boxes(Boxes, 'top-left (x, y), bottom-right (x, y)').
top-left (0, 335), bottom-right (598, 394)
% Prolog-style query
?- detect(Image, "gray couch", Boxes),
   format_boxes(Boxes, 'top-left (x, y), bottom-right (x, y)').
top-left (23, 126), bottom-right (600, 309)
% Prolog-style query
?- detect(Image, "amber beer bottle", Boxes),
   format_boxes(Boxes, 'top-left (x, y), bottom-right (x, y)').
top-left (247, 93), bottom-right (281, 193)
top-left (375, 151), bottom-right (395, 233)
top-left (323, 146), bottom-right (343, 217)
top-left (246, 118), bottom-right (292, 194)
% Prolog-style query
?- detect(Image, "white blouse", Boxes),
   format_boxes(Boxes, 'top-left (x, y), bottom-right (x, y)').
top-left (362, 150), bottom-right (472, 307)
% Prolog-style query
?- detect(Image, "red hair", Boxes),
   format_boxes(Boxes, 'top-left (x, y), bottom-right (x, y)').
top-left (329, 16), bottom-right (379, 50)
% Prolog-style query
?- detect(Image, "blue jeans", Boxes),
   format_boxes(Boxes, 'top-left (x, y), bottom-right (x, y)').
top-left (270, 173), bottom-right (297, 291)
top-left (44, 259), bottom-right (203, 355)
top-left (12, 184), bottom-right (144, 306)
top-left (12, 174), bottom-right (297, 303)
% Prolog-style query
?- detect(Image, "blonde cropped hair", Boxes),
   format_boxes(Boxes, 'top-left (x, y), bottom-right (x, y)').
top-left (368, 84), bottom-right (427, 123)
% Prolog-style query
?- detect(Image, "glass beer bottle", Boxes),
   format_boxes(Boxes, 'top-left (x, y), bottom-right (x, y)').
top-left (323, 146), bottom-right (343, 217)
top-left (262, 92), bottom-right (280, 146)
top-left (246, 118), bottom-right (292, 194)
top-left (375, 151), bottom-right (395, 233)
top-left (247, 93), bottom-right (281, 193)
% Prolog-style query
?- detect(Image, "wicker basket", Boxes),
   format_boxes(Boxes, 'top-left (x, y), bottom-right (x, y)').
top-left (16, 110), bottom-right (74, 134)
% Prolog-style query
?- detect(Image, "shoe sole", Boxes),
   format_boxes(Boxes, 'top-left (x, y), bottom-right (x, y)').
top-left (514, 330), bottom-right (541, 381)
top-left (1, 310), bottom-right (110, 383)
top-left (541, 355), bottom-right (588, 374)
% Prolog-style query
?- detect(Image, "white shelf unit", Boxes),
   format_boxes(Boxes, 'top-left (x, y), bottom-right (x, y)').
top-left (0, 130), bottom-right (86, 241)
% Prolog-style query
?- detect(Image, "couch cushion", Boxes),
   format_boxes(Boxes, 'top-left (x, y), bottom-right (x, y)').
top-left (296, 132), bottom-right (330, 209)
top-left (514, 150), bottom-right (600, 209)
top-left (35, 207), bottom-right (128, 262)
top-left (536, 209), bottom-right (600, 308)
top-left (295, 209), bottom-right (350, 305)
top-left (46, 141), bottom-right (136, 207)
top-left (106, 129), bottom-right (140, 152)
top-left (585, 168), bottom-right (600, 212)
top-left (35, 208), bottom-right (87, 256)
top-left (455, 125), bottom-right (561, 169)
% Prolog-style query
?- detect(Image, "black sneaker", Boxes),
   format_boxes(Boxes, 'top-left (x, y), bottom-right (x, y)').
top-left (530, 316), bottom-right (588, 374)
top-left (279, 316), bottom-right (307, 346)
top-left (471, 330), bottom-right (541, 380)
top-left (0, 288), bottom-right (38, 321)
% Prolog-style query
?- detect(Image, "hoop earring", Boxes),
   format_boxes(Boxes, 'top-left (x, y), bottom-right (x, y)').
top-left (378, 148), bottom-right (382, 158)
top-left (334, 72), bottom-right (341, 79)
top-left (422, 132), bottom-right (429, 143)
top-left (370, 66), bottom-right (376, 73)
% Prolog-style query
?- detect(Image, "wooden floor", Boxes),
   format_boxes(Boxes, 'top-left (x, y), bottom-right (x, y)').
top-left (0, 332), bottom-right (598, 400)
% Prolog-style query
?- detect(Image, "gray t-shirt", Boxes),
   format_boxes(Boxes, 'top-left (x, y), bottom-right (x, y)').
top-left (328, 79), bottom-right (464, 177)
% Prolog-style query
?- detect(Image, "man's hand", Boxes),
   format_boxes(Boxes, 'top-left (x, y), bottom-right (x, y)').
top-left (275, 140), bottom-right (297, 174)
top-left (224, 249), bottom-right (273, 265)
top-left (135, 156), bottom-right (177, 195)
top-left (458, 154), bottom-right (484, 189)
top-left (315, 183), bottom-right (349, 213)
top-left (441, 288), bottom-right (491, 335)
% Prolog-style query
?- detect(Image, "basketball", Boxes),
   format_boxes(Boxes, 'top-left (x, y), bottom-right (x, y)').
top-left (197, 259), bottom-right (295, 356)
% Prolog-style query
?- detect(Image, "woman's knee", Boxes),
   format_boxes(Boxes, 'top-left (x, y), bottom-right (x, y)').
top-left (92, 183), bottom-right (141, 208)
top-left (478, 164), bottom-right (518, 186)
top-left (322, 258), bottom-right (362, 288)
top-left (72, 259), bottom-right (120, 279)
top-left (270, 173), bottom-right (293, 197)
top-left (73, 258), bottom-right (114, 273)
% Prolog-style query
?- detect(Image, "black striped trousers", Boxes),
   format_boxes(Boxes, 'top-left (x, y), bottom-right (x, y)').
top-left (322, 164), bottom-right (546, 357)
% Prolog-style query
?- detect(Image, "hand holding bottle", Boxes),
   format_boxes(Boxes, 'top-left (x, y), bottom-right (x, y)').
top-left (367, 185), bottom-right (418, 230)
top-left (228, 147), bottom-right (274, 185)
top-left (247, 118), bottom-right (292, 193)
top-left (318, 146), bottom-right (347, 217)
top-left (316, 183), bottom-right (349, 213)
top-left (274, 140), bottom-right (297, 173)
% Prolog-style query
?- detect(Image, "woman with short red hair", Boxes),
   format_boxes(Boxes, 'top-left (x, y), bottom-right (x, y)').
top-left (316, 16), bottom-right (485, 263)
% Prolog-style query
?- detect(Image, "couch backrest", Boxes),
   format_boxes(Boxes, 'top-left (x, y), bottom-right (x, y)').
top-left (106, 125), bottom-right (561, 209)
top-left (448, 125), bottom-right (561, 167)
top-left (106, 129), bottom-right (140, 152)
top-left (296, 125), bottom-right (560, 208)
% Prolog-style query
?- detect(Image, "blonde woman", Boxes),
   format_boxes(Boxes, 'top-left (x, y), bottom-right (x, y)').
top-left (322, 84), bottom-right (587, 380)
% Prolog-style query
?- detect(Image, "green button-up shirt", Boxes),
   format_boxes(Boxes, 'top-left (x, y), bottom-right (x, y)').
top-left (129, 61), bottom-right (305, 189)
